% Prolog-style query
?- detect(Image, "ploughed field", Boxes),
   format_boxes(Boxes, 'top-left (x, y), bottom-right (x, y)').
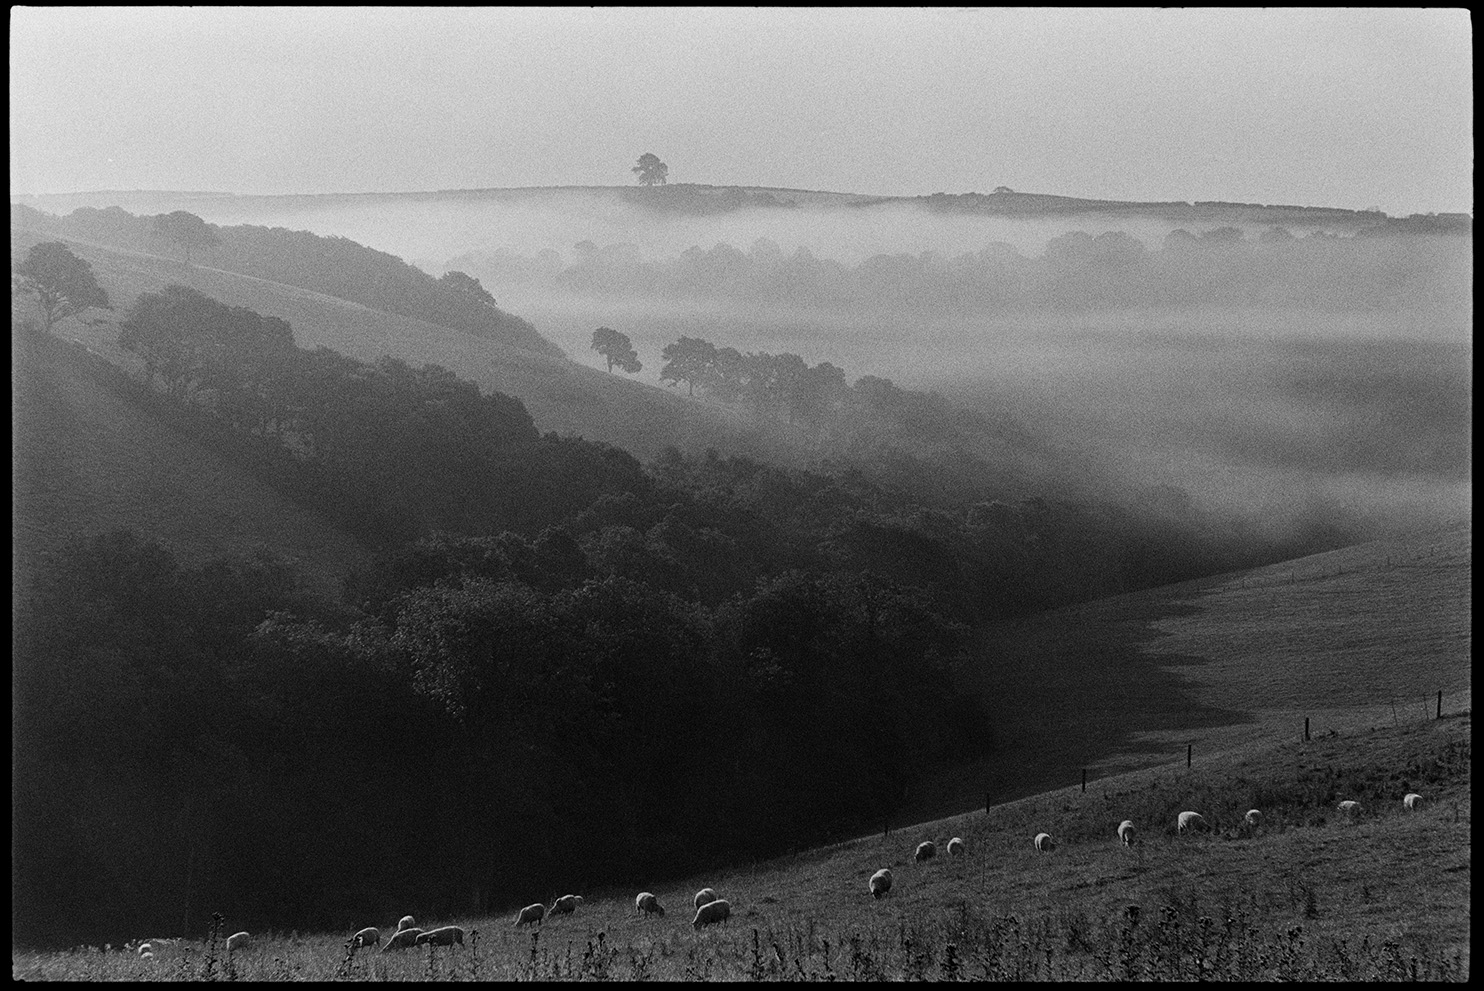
top-left (13, 713), bottom-right (1469, 980)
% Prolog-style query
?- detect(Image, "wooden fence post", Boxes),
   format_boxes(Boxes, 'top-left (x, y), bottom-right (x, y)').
top-left (1186, 744), bottom-right (1192, 768)
top-left (1437, 691), bottom-right (1443, 719)
top-left (1082, 769), bottom-right (1087, 793)
top-left (1304, 717), bottom-right (1310, 741)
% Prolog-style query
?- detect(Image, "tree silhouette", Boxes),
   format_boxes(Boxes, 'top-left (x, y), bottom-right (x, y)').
top-left (151, 211), bottom-right (221, 266)
top-left (660, 336), bottom-right (716, 396)
top-left (632, 153), bottom-right (669, 187)
top-left (14, 241), bottom-right (111, 333)
top-left (591, 326), bottom-right (642, 374)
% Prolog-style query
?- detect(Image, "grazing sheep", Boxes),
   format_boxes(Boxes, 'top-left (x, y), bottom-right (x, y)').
top-left (381, 927), bottom-right (423, 951)
top-left (1244, 809), bottom-right (1262, 828)
top-left (1404, 793), bottom-right (1423, 811)
top-left (414, 926), bottom-right (465, 947)
top-left (1034, 832), bottom-right (1054, 853)
top-left (1338, 800), bottom-right (1361, 815)
top-left (137, 943), bottom-right (153, 957)
top-left (514, 903), bottom-right (545, 927)
top-left (397, 915), bottom-right (416, 932)
top-left (692, 898), bottom-right (731, 930)
top-left (869, 868), bottom-right (893, 899)
top-left (226, 932), bottom-right (250, 952)
top-left (694, 887), bottom-right (719, 909)
top-left (1177, 811), bottom-right (1206, 834)
top-left (350, 927), bottom-right (380, 949)
top-left (947, 837), bottom-right (966, 856)
top-left (1117, 820), bottom-right (1136, 846)
top-left (550, 894), bottom-right (578, 916)
top-left (915, 840), bottom-right (937, 862)
top-left (635, 892), bottom-right (665, 917)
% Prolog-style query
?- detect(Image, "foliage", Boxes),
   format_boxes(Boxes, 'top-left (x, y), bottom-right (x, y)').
top-left (150, 210), bottom-right (222, 265)
top-left (13, 240), bottom-right (111, 332)
top-left (632, 152), bottom-right (669, 186)
top-left (591, 325), bottom-right (642, 373)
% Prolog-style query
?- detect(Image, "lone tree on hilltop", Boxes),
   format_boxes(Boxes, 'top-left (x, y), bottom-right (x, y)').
top-left (591, 326), bottom-right (642, 374)
top-left (14, 241), bottom-right (111, 333)
top-left (151, 210), bottom-right (221, 266)
top-left (438, 270), bottom-right (499, 308)
top-left (632, 153), bottom-right (669, 187)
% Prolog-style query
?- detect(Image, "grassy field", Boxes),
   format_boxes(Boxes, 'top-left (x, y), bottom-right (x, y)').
top-left (12, 713), bottom-right (1469, 980)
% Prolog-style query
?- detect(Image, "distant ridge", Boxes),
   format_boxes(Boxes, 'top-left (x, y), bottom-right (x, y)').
top-left (17, 183), bottom-right (1472, 229)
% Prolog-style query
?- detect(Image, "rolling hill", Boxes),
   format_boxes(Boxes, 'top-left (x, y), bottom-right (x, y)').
top-left (12, 319), bottom-right (372, 602)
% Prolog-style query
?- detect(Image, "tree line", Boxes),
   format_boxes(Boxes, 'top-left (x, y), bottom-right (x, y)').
top-left (453, 222), bottom-right (1471, 315)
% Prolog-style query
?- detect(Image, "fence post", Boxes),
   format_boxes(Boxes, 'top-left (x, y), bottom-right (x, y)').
top-left (1082, 769), bottom-right (1087, 793)
top-left (1187, 744), bottom-right (1192, 769)
top-left (1437, 691), bottom-right (1443, 719)
top-left (1304, 717), bottom-right (1310, 741)
top-left (985, 792), bottom-right (990, 815)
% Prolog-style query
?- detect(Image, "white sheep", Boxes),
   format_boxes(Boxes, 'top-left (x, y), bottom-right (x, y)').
top-left (226, 932), bottom-right (250, 952)
top-left (381, 927), bottom-right (423, 951)
top-left (635, 892), bottom-right (665, 917)
top-left (1034, 832), bottom-right (1054, 853)
top-left (549, 894), bottom-right (578, 916)
top-left (1117, 820), bottom-right (1136, 846)
top-left (692, 898), bottom-right (731, 930)
top-left (414, 926), bottom-right (465, 947)
top-left (137, 943), bottom-right (154, 957)
top-left (350, 927), bottom-right (380, 949)
top-left (693, 887), bottom-right (719, 909)
top-left (514, 903), bottom-right (545, 927)
top-left (869, 868), bottom-right (893, 899)
top-left (915, 840), bottom-right (937, 862)
top-left (397, 915), bottom-right (416, 932)
top-left (947, 837), bottom-right (965, 856)
top-left (1338, 800), bottom-right (1361, 815)
top-left (1177, 811), bottom-right (1206, 835)
top-left (1404, 793), bottom-right (1423, 811)
top-left (1244, 809), bottom-right (1262, 827)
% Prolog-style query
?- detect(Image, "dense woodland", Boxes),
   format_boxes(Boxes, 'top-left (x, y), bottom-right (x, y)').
top-left (12, 233), bottom-right (1387, 948)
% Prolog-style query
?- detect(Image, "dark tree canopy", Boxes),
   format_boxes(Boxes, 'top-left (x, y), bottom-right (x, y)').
top-left (150, 210), bottom-right (221, 265)
top-left (632, 152), bottom-right (669, 187)
top-left (591, 326), bottom-right (642, 374)
top-left (659, 335), bottom-right (716, 396)
top-left (13, 241), bottom-right (111, 332)
top-left (438, 270), bottom-right (498, 308)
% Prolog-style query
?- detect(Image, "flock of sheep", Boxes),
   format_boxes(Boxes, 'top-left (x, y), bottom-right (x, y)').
top-left (132, 791), bottom-right (1426, 959)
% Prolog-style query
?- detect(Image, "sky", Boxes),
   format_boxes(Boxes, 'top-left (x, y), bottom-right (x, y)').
top-left (9, 7), bottom-right (1474, 215)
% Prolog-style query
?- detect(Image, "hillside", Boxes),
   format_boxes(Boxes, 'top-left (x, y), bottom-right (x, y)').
top-left (11, 183), bottom-right (1441, 230)
top-left (905, 524), bottom-right (1472, 825)
top-left (9, 225), bottom-right (749, 463)
top-left (13, 713), bottom-right (1469, 978)
top-left (11, 321), bottom-right (372, 602)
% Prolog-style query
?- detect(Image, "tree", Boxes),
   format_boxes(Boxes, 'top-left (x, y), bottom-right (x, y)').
top-left (14, 241), bottom-right (111, 333)
top-left (151, 211), bottom-right (221, 266)
top-left (632, 153), bottom-right (669, 187)
top-left (438, 270), bottom-right (499, 308)
top-left (659, 336), bottom-right (716, 396)
top-left (590, 327), bottom-right (642, 374)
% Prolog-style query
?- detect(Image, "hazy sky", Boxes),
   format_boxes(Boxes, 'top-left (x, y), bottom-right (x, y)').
top-left (10, 7), bottom-right (1474, 214)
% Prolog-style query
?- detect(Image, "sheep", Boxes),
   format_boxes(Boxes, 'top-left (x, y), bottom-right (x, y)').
top-left (1338, 800), bottom-right (1361, 815)
top-left (381, 927), bottom-right (423, 951)
top-left (869, 868), bottom-right (893, 899)
top-left (1404, 793), bottom-right (1423, 811)
top-left (692, 898), bottom-right (731, 930)
top-left (549, 894), bottom-right (578, 916)
top-left (397, 915), bottom-right (416, 932)
top-left (1034, 832), bottom-right (1054, 853)
top-left (693, 887), bottom-right (719, 909)
top-left (1177, 811), bottom-right (1206, 835)
top-left (414, 926), bottom-right (465, 947)
top-left (1244, 809), bottom-right (1262, 828)
top-left (914, 840), bottom-right (937, 862)
top-left (1117, 820), bottom-right (1136, 846)
top-left (573, 896), bottom-right (585, 906)
top-left (635, 892), bottom-right (665, 917)
top-left (514, 903), bottom-right (545, 927)
top-left (350, 927), bottom-right (380, 949)
top-left (947, 837), bottom-right (966, 856)
top-left (226, 932), bottom-right (250, 952)
top-left (137, 943), bottom-right (154, 957)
